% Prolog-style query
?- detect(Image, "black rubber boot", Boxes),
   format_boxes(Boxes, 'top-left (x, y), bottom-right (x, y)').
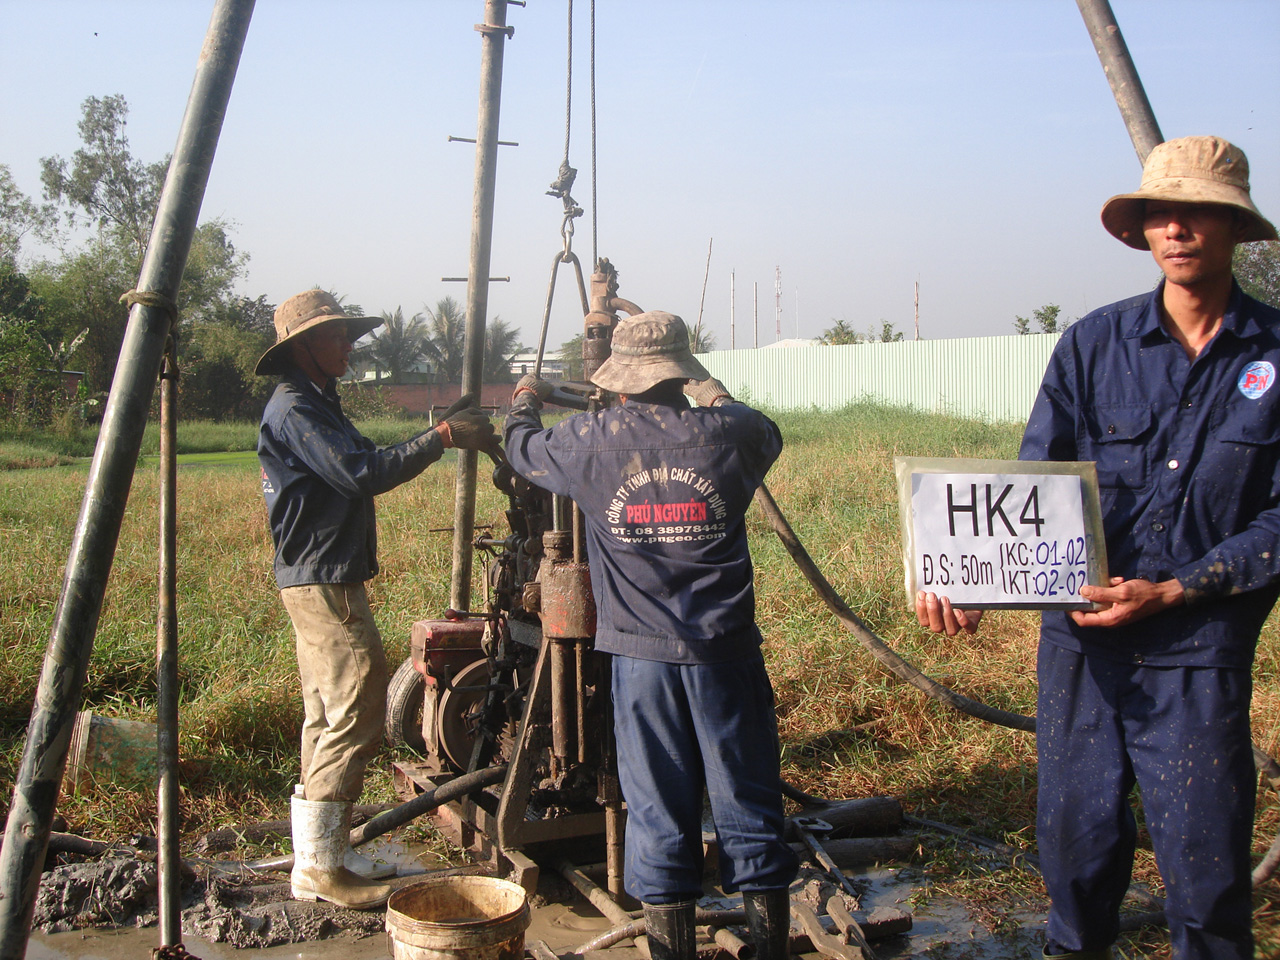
top-left (742, 888), bottom-right (792, 960)
top-left (643, 900), bottom-right (697, 960)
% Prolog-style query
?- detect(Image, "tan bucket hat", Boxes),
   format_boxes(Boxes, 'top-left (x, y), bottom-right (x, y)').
top-left (255, 289), bottom-right (382, 376)
top-left (1101, 135), bottom-right (1277, 250)
top-left (590, 311), bottom-right (711, 395)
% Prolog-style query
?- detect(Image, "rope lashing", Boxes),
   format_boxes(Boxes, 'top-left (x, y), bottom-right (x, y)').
top-left (120, 289), bottom-right (181, 380)
top-left (119, 288), bottom-right (179, 325)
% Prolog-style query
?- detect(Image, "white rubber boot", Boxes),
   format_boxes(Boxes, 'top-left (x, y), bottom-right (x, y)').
top-left (293, 784), bottom-right (395, 879)
top-left (290, 796), bottom-right (391, 909)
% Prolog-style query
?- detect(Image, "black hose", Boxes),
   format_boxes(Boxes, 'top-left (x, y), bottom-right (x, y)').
top-left (351, 764), bottom-right (508, 846)
top-left (755, 483), bottom-right (1033, 731)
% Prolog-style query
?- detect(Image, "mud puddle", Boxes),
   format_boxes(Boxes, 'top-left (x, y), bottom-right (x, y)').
top-left (27, 848), bottom-right (1051, 960)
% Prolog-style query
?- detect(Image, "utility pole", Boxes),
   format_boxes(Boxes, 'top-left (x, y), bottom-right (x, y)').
top-left (914, 281), bottom-right (920, 340)
top-left (753, 282), bottom-right (758, 349)
top-left (730, 271), bottom-right (735, 350)
top-left (774, 266), bottom-right (782, 341)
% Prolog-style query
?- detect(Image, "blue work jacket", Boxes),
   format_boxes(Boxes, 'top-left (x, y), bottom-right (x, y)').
top-left (1021, 280), bottom-right (1280, 668)
top-left (504, 395), bottom-right (783, 663)
top-left (258, 371), bottom-right (444, 589)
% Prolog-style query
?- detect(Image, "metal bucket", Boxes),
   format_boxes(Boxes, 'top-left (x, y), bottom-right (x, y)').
top-left (65, 710), bottom-right (158, 793)
top-left (385, 876), bottom-right (530, 960)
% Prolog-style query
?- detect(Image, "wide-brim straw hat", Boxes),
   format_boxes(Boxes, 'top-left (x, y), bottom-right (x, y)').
top-left (1101, 135), bottom-right (1278, 250)
top-left (255, 289), bottom-right (382, 376)
top-left (590, 311), bottom-right (711, 395)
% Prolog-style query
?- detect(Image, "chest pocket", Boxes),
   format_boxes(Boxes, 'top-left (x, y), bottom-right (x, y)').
top-left (1210, 391), bottom-right (1280, 493)
top-left (1086, 405), bottom-right (1153, 490)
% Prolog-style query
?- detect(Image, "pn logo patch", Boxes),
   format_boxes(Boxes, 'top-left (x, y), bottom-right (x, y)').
top-left (1238, 361), bottom-right (1275, 400)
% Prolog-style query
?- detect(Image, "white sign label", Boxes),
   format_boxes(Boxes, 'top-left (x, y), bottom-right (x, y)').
top-left (909, 471), bottom-right (1092, 607)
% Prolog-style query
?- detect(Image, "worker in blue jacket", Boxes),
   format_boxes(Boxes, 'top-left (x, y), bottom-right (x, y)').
top-left (257, 288), bottom-right (496, 910)
top-left (504, 311), bottom-right (798, 960)
top-left (918, 137), bottom-right (1280, 960)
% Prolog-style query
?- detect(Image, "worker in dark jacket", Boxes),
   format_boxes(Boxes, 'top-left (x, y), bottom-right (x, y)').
top-left (504, 311), bottom-right (798, 960)
top-left (918, 137), bottom-right (1280, 960)
top-left (256, 288), bottom-right (496, 910)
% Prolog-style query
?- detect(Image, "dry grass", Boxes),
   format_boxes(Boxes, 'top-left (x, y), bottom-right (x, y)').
top-left (1, 403), bottom-right (1276, 956)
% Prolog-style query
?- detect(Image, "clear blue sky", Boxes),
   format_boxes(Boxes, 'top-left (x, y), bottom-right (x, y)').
top-left (2, 1), bottom-right (1278, 350)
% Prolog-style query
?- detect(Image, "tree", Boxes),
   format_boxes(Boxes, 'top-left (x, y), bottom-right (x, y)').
top-left (35, 95), bottom-right (247, 393)
top-left (689, 324), bottom-right (716, 353)
top-left (27, 236), bottom-right (136, 393)
top-left (178, 320), bottom-right (274, 421)
top-left (558, 333), bottom-right (585, 381)
top-left (819, 318), bottom-right (863, 345)
top-left (0, 259), bottom-right (57, 422)
top-left (1014, 303), bottom-right (1064, 335)
top-left (0, 165), bottom-right (53, 263)
top-left (40, 94), bottom-right (167, 263)
top-left (207, 294), bottom-right (275, 335)
top-left (354, 306), bottom-right (430, 384)
top-left (876, 320), bottom-right (904, 342)
top-left (1234, 240), bottom-right (1280, 309)
top-left (482, 317), bottom-right (524, 383)
top-left (422, 296), bottom-right (466, 382)
top-left (1034, 303), bottom-right (1062, 334)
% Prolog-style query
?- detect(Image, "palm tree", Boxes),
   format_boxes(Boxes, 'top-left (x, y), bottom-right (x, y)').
top-left (422, 297), bottom-right (466, 382)
top-left (819, 318), bottom-right (862, 345)
top-left (482, 317), bottom-right (524, 383)
top-left (689, 324), bottom-right (716, 353)
top-left (356, 306), bottom-right (430, 383)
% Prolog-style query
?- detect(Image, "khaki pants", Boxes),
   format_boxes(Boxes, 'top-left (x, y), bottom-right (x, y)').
top-left (281, 583), bottom-right (388, 802)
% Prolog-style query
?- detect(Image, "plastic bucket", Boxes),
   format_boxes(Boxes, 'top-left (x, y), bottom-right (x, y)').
top-left (385, 876), bottom-right (530, 960)
top-left (65, 711), bottom-right (158, 792)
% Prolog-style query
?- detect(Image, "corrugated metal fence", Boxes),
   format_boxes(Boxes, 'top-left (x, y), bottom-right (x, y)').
top-left (697, 334), bottom-right (1061, 423)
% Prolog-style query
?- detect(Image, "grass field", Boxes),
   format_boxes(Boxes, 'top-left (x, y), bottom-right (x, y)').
top-left (1, 405), bottom-right (1277, 956)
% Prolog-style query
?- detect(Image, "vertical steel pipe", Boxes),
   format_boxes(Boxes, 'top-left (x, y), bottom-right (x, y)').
top-left (451, 0), bottom-right (512, 610)
top-left (156, 342), bottom-right (181, 946)
top-left (1075, 0), bottom-right (1163, 163)
top-left (550, 641), bottom-right (576, 769)
top-left (0, 2), bottom-right (254, 956)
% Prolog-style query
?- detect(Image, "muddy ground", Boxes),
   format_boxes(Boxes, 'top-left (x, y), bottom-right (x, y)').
top-left (24, 831), bottom-right (1064, 960)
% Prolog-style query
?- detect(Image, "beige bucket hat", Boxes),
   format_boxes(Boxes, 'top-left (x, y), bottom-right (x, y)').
top-left (590, 311), bottom-right (711, 395)
top-left (255, 289), bottom-right (382, 376)
top-left (1101, 135), bottom-right (1277, 250)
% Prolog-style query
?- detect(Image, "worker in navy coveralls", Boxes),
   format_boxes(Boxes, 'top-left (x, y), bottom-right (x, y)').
top-left (918, 136), bottom-right (1280, 959)
top-left (503, 311), bottom-right (798, 960)
top-left (257, 289), bottom-right (496, 910)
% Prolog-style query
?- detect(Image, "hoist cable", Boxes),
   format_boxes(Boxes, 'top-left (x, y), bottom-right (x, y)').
top-left (590, 0), bottom-right (599, 268)
top-left (561, 0), bottom-right (573, 169)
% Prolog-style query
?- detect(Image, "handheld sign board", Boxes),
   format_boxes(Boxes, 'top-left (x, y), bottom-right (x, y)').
top-left (894, 457), bottom-right (1108, 610)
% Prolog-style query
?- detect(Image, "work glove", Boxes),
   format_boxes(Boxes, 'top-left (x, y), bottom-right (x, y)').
top-left (440, 392), bottom-right (479, 420)
top-left (438, 406), bottom-right (498, 451)
top-left (512, 373), bottom-right (553, 404)
top-left (683, 377), bottom-right (733, 408)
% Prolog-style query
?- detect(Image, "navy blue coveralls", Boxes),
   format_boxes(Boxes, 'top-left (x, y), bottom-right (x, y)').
top-left (259, 371), bottom-right (445, 588)
top-left (504, 394), bottom-right (799, 903)
top-left (1021, 280), bottom-right (1280, 958)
